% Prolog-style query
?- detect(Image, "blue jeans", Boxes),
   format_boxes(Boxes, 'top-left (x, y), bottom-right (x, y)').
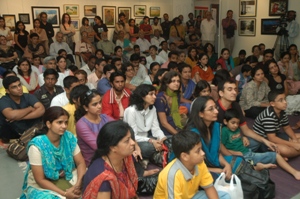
top-left (244, 149), bottom-right (277, 165)
top-left (137, 141), bottom-right (156, 159)
top-left (192, 190), bottom-right (231, 199)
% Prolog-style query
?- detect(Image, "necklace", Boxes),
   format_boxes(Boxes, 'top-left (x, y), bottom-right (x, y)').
top-left (106, 155), bottom-right (137, 198)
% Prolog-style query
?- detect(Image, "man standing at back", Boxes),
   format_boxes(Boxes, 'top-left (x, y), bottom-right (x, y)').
top-left (0, 76), bottom-right (45, 142)
top-left (222, 10), bottom-right (237, 53)
top-left (201, 11), bottom-right (217, 46)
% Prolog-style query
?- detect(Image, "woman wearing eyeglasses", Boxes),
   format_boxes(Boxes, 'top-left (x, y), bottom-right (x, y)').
top-left (75, 89), bottom-right (114, 167)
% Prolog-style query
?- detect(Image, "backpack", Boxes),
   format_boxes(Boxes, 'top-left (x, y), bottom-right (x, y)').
top-left (230, 156), bottom-right (276, 199)
top-left (6, 122), bottom-right (44, 161)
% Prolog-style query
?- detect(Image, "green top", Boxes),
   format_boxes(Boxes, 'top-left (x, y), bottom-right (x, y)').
top-left (221, 126), bottom-right (249, 154)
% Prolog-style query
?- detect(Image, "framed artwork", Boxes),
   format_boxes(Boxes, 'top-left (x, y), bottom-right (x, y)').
top-left (135, 18), bottom-right (143, 26)
top-left (238, 18), bottom-right (256, 36)
top-left (31, 7), bottom-right (61, 28)
top-left (2, 15), bottom-right (16, 31)
top-left (63, 4), bottom-right (79, 18)
top-left (84, 5), bottom-right (97, 16)
top-left (18, 13), bottom-right (30, 24)
top-left (118, 7), bottom-right (131, 23)
top-left (71, 19), bottom-right (79, 30)
top-left (239, 0), bottom-right (257, 17)
top-left (87, 18), bottom-right (95, 26)
top-left (102, 6), bottom-right (116, 27)
top-left (150, 18), bottom-right (161, 25)
top-left (261, 18), bottom-right (281, 35)
top-left (269, 0), bottom-right (288, 16)
top-left (150, 7), bottom-right (160, 17)
top-left (134, 5), bottom-right (146, 17)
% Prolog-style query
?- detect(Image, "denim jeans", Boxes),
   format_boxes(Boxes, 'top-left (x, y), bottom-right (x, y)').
top-left (137, 141), bottom-right (156, 159)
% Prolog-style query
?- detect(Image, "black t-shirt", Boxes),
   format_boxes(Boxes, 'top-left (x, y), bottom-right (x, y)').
top-left (40, 22), bottom-right (54, 39)
top-left (266, 73), bottom-right (286, 92)
top-left (93, 24), bottom-right (108, 42)
top-left (216, 99), bottom-right (246, 126)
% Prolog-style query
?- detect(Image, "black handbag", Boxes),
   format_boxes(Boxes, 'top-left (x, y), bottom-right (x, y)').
top-left (149, 137), bottom-right (173, 167)
top-left (137, 173), bottom-right (159, 195)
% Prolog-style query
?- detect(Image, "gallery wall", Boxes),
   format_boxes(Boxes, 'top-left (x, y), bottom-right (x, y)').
top-left (0, 0), bottom-right (190, 41)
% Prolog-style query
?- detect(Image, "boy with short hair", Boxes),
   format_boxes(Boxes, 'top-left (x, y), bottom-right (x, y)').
top-left (154, 130), bottom-right (230, 199)
top-left (236, 64), bottom-right (252, 101)
top-left (222, 108), bottom-right (300, 180)
top-left (253, 90), bottom-right (300, 158)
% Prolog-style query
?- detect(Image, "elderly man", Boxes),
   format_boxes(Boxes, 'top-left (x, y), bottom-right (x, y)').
top-left (75, 31), bottom-right (96, 63)
top-left (49, 31), bottom-right (74, 63)
top-left (200, 11), bottom-right (217, 46)
top-left (96, 31), bottom-right (115, 56)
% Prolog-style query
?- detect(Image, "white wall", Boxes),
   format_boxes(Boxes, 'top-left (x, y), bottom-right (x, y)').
top-left (219, 0), bottom-right (300, 57)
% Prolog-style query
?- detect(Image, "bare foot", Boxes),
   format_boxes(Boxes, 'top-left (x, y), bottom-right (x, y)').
top-left (254, 163), bottom-right (277, 171)
top-left (293, 171), bottom-right (300, 180)
top-left (143, 169), bottom-right (160, 177)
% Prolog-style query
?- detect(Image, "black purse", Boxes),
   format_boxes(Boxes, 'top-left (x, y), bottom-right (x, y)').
top-left (137, 173), bottom-right (159, 195)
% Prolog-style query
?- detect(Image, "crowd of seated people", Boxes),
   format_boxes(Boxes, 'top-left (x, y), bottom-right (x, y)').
top-left (1, 9), bottom-right (300, 199)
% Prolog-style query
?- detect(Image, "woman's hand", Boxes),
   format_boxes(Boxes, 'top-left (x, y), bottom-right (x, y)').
top-left (222, 163), bottom-right (232, 180)
top-left (152, 140), bottom-right (163, 151)
top-left (65, 187), bottom-right (81, 199)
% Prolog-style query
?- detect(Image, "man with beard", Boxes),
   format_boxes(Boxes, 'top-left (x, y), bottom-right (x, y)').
top-left (101, 71), bottom-right (131, 120)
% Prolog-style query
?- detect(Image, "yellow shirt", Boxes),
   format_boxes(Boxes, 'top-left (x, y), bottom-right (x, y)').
top-left (154, 159), bottom-right (213, 199)
top-left (62, 103), bottom-right (76, 136)
top-left (0, 86), bottom-right (29, 98)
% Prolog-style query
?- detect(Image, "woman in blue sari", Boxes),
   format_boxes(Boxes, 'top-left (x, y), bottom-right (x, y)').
top-left (185, 96), bottom-right (243, 180)
top-left (178, 63), bottom-right (195, 113)
top-left (21, 106), bottom-right (86, 199)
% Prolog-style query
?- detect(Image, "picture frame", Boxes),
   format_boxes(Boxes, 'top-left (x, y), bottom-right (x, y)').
top-left (18, 13), bottom-right (30, 24)
top-left (31, 6), bottom-right (61, 28)
top-left (71, 19), bottom-right (80, 30)
top-left (118, 7), bottom-right (131, 23)
top-left (239, 0), bottom-right (257, 17)
top-left (238, 18), bottom-right (256, 36)
top-left (87, 18), bottom-right (95, 26)
top-left (261, 18), bottom-right (281, 35)
top-left (134, 5), bottom-right (146, 17)
top-left (63, 4), bottom-right (79, 18)
top-left (150, 7), bottom-right (160, 17)
top-left (102, 6), bottom-right (116, 27)
top-left (2, 15), bottom-right (16, 31)
top-left (84, 5), bottom-right (97, 16)
top-left (269, 0), bottom-right (288, 16)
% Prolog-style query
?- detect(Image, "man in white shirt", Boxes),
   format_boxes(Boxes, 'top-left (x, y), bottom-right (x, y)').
top-left (96, 31), bottom-right (115, 56)
top-left (49, 31), bottom-right (74, 63)
top-left (81, 55), bottom-right (96, 76)
top-left (135, 31), bottom-right (151, 53)
top-left (158, 41), bottom-right (170, 61)
top-left (151, 29), bottom-right (165, 50)
top-left (146, 45), bottom-right (166, 69)
top-left (200, 11), bottom-right (217, 46)
top-left (50, 76), bottom-right (79, 107)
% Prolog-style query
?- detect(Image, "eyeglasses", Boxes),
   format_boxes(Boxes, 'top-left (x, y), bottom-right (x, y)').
top-left (83, 89), bottom-right (97, 101)
top-left (204, 105), bottom-right (219, 112)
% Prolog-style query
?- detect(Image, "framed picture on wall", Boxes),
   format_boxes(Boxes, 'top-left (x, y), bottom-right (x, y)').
top-left (84, 5), bottom-right (97, 16)
top-left (261, 18), bottom-right (281, 35)
top-left (2, 15), bottom-right (16, 31)
top-left (31, 7), bottom-right (61, 28)
top-left (118, 7), bottom-right (131, 23)
top-left (239, 0), bottom-right (257, 17)
top-left (269, 0), bottom-right (288, 16)
top-left (18, 13), bottom-right (30, 24)
top-left (150, 7), bottom-right (160, 17)
top-left (238, 18), bottom-right (256, 36)
top-left (71, 19), bottom-right (80, 30)
top-left (63, 4), bottom-right (79, 18)
top-left (102, 6), bottom-right (116, 27)
top-left (134, 5), bottom-right (146, 17)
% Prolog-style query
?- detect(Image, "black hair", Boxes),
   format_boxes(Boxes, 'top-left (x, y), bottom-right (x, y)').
top-left (104, 64), bottom-right (117, 74)
top-left (82, 17), bottom-right (89, 26)
top-left (224, 108), bottom-right (240, 122)
top-left (263, 49), bottom-right (274, 56)
top-left (58, 49), bottom-right (67, 55)
top-left (140, 56), bottom-right (147, 65)
top-left (252, 45), bottom-right (260, 53)
top-left (193, 80), bottom-right (211, 98)
top-left (185, 96), bottom-right (215, 143)
top-left (114, 46), bottom-right (122, 53)
top-left (159, 71), bottom-right (181, 93)
top-left (2, 70), bottom-right (16, 78)
top-left (268, 90), bottom-right (284, 102)
top-left (95, 58), bottom-right (106, 66)
top-left (211, 69), bottom-right (231, 86)
top-left (133, 45), bottom-right (140, 50)
top-left (149, 45), bottom-right (158, 51)
top-left (75, 89), bottom-right (100, 121)
top-left (56, 56), bottom-right (66, 72)
top-left (150, 62), bottom-right (160, 72)
top-left (15, 21), bottom-right (28, 35)
top-left (259, 43), bottom-right (265, 50)
top-left (112, 57), bottom-right (122, 66)
top-left (62, 13), bottom-right (71, 25)
top-left (91, 121), bottom-right (132, 164)
top-left (43, 69), bottom-right (59, 79)
top-left (167, 61), bottom-right (178, 71)
top-left (63, 76), bottom-right (79, 89)
top-left (288, 44), bottom-right (298, 51)
top-left (109, 71), bottom-right (126, 83)
top-left (239, 49), bottom-right (246, 55)
top-left (130, 53), bottom-right (140, 61)
top-left (178, 63), bottom-right (191, 74)
top-left (153, 68), bottom-right (168, 85)
top-left (30, 33), bottom-right (39, 39)
top-left (17, 58), bottom-right (32, 76)
top-left (245, 55), bottom-right (258, 64)
top-left (89, 55), bottom-right (97, 61)
top-left (280, 51), bottom-right (291, 59)
top-left (251, 65), bottom-right (263, 78)
top-left (74, 69), bottom-right (88, 79)
top-left (217, 78), bottom-right (236, 93)
top-left (68, 65), bottom-right (79, 73)
top-left (187, 46), bottom-right (198, 62)
top-left (241, 64), bottom-right (252, 73)
top-left (168, 51), bottom-right (178, 58)
top-left (172, 130), bottom-right (201, 159)
top-left (95, 49), bottom-right (105, 57)
top-left (69, 84), bottom-right (89, 104)
top-left (33, 18), bottom-right (41, 28)
top-left (203, 43), bottom-right (215, 54)
top-left (3, 76), bottom-right (20, 89)
top-left (94, 16), bottom-right (102, 23)
top-left (129, 84), bottom-right (156, 111)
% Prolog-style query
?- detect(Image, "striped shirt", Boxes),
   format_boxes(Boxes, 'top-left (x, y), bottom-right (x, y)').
top-left (253, 106), bottom-right (289, 138)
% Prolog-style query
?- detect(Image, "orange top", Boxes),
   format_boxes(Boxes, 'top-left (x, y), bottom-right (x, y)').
top-left (192, 65), bottom-right (214, 82)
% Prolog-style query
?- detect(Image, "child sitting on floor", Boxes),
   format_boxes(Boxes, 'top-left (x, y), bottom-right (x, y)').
top-left (154, 130), bottom-right (230, 199)
top-left (222, 108), bottom-right (300, 180)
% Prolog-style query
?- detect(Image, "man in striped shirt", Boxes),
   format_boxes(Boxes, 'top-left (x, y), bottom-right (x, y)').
top-left (253, 90), bottom-right (300, 158)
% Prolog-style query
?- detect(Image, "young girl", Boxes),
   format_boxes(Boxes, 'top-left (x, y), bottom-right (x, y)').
top-left (192, 80), bottom-right (212, 99)
top-left (192, 53), bottom-right (214, 83)
top-left (56, 56), bottom-right (73, 76)
top-left (149, 62), bottom-right (160, 83)
top-left (16, 58), bottom-right (39, 94)
top-left (178, 51), bottom-right (186, 63)
top-left (31, 55), bottom-right (44, 74)
top-left (216, 48), bottom-right (234, 71)
top-left (30, 19), bottom-right (49, 55)
top-left (185, 46), bottom-right (198, 68)
top-left (14, 21), bottom-right (29, 59)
